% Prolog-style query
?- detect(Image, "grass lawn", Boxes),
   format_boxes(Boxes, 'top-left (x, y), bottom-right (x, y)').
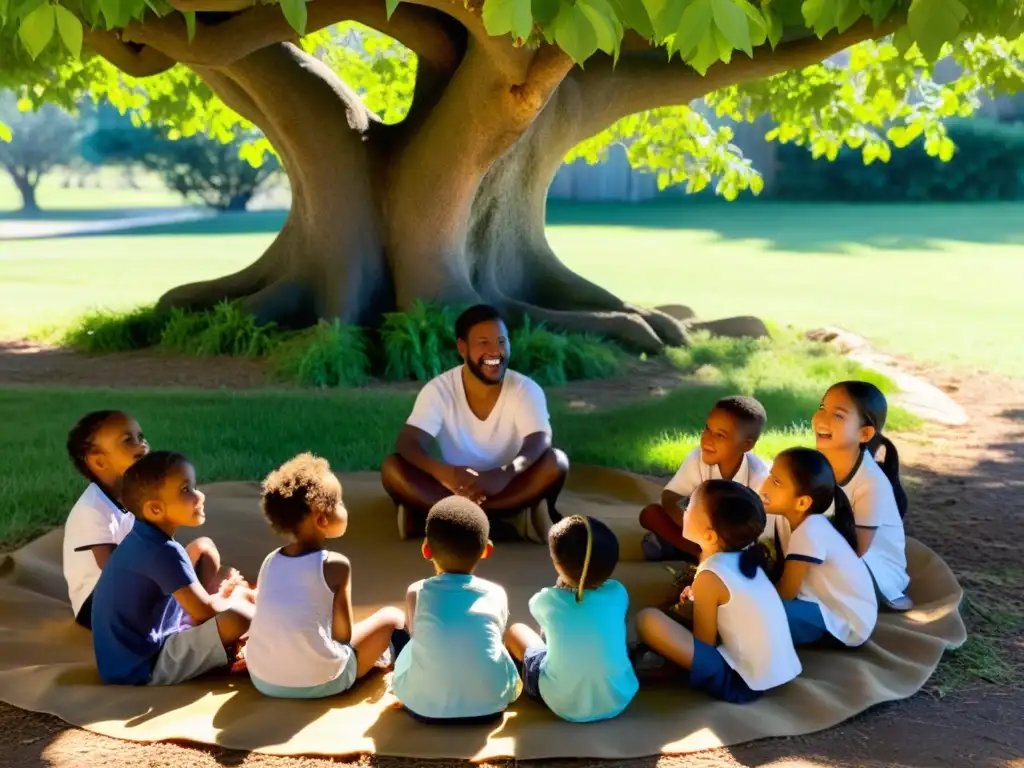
top-left (2, 198), bottom-right (1022, 375)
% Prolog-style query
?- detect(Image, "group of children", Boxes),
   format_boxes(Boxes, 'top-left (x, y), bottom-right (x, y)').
top-left (60, 377), bottom-right (912, 721)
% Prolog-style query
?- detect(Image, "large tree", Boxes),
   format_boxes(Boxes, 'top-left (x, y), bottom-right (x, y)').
top-left (1, 0), bottom-right (1021, 350)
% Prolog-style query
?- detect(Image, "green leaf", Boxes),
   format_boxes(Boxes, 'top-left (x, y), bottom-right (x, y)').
top-left (142, 0), bottom-right (175, 16)
top-left (578, 0), bottom-right (622, 55)
top-left (740, 0), bottom-right (766, 47)
top-left (532, 0), bottom-right (561, 26)
top-left (279, 0), bottom-right (307, 35)
top-left (672, 0), bottom-right (712, 59)
top-left (607, 0), bottom-right (653, 38)
top-left (54, 5), bottom-right (83, 58)
top-left (686, 22), bottom-right (720, 72)
top-left (0, 0), bottom-right (8, 24)
top-left (937, 135), bottom-right (955, 162)
top-left (183, 10), bottom-right (196, 40)
top-left (835, 0), bottom-right (861, 32)
top-left (764, 4), bottom-right (783, 46)
top-left (16, 97), bottom-right (32, 112)
top-left (482, 0), bottom-right (533, 40)
top-left (17, 3), bottom-right (55, 60)
top-left (100, 0), bottom-right (131, 29)
top-left (385, 0), bottom-right (400, 17)
top-left (554, 1), bottom-right (599, 63)
top-left (907, 0), bottom-right (966, 61)
top-left (643, 0), bottom-right (682, 39)
top-left (711, 0), bottom-right (751, 56)
top-left (0, 121), bottom-right (11, 143)
top-left (802, 0), bottom-right (837, 37)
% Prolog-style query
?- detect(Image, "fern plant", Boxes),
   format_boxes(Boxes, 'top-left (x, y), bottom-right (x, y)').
top-left (380, 300), bottom-right (461, 381)
top-left (271, 320), bottom-right (371, 387)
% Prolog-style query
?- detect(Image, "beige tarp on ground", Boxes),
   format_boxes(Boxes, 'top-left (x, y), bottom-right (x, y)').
top-left (0, 465), bottom-right (966, 760)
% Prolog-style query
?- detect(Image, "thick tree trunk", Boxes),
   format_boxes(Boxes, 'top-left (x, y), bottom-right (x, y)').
top-left (157, 45), bottom-right (686, 351)
top-left (12, 174), bottom-right (39, 214)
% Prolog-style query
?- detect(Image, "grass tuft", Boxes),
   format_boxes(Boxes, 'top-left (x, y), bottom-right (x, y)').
top-left (62, 305), bottom-right (168, 353)
top-left (270, 320), bottom-right (371, 387)
top-left (379, 301), bottom-right (462, 382)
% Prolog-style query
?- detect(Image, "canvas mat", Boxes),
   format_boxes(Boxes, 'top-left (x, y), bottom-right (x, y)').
top-left (0, 465), bottom-right (966, 760)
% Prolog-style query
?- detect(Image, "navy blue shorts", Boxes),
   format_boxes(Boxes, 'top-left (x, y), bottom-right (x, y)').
top-left (521, 646), bottom-right (546, 702)
top-left (689, 639), bottom-right (761, 704)
top-left (783, 598), bottom-right (830, 646)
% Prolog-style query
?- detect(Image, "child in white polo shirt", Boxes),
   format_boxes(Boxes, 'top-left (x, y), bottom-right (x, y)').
top-left (635, 480), bottom-right (801, 703)
top-left (760, 448), bottom-right (878, 647)
top-left (63, 410), bottom-right (150, 629)
top-left (391, 496), bottom-right (521, 723)
top-left (813, 381), bottom-right (912, 611)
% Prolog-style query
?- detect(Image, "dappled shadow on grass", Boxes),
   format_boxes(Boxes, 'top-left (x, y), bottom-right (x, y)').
top-left (547, 199), bottom-right (1024, 253)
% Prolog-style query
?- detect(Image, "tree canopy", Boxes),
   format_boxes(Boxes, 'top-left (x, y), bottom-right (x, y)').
top-left (0, 0), bottom-right (1022, 351)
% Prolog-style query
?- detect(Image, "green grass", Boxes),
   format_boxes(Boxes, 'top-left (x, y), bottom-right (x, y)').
top-left (0, 329), bottom-right (917, 542)
top-left (0, 168), bottom-right (184, 212)
top-left (2, 200), bottom-right (1022, 375)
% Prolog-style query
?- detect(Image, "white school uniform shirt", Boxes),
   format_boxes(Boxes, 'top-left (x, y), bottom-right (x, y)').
top-left (390, 573), bottom-right (521, 718)
top-left (245, 549), bottom-right (356, 689)
top-left (840, 451), bottom-right (910, 602)
top-left (785, 515), bottom-right (878, 646)
top-left (62, 483), bottom-right (136, 617)
top-left (698, 551), bottom-right (802, 691)
top-left (665, 448), bottom-right (784, 545)
top-left (406, 366), bottom-right (552, 470)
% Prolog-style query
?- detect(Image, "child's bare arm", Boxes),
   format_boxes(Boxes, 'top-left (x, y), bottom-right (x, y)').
top-left (405, 581), bottom-right (422, 636)
top-left (173, 581), bottom-right (253, 624)
top-left (691, 570), bottom-right (726, 647)
top-left (660, 490), bottom-right (685, 522)
top-left (855, 527), bottom-right (876, 557)
top-left (324, 553), bottom-right (354, 644)
top-left (775, 559), bottom-right (813, 601)
top-left (88, 544), bottom-right (116, 569)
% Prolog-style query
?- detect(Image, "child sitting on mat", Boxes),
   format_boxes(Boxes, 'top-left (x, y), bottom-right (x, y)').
top-left (390, 496), bottom-right (521, 724)
top-left (246, 453), bottom-right (408, 699)
top-left (760, 448), bottom-right (878, 647)
top-left (91, 451), bottom-right (252, 685)
top-left (639, 396), bottom-right (772, 562)
top-left (505, 515), bottom-right (638, 722)
top-left (635, 480), bottom-right (801, 703)
top-left (63, 410), bottom-right (150, 630)
top-left (813, 381), bottom-right (912, 611)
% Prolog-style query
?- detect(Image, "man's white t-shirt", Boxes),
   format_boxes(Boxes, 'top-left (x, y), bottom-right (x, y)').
top-left (664, 448), bottom-right (783, 544)
top-left (406, 367), bottom-right (551, 470)
top-left (841, 451), bottom-right (910, 603)
top-left (785, 514), bottom-right (878, 646)
top-left (62, 483), bottom-right (136, 617)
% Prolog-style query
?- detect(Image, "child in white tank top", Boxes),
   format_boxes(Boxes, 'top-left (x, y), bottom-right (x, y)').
top-left (246, 454), bottom-right (408, 699)
top-left (635, 480), bottom-right (801, 703)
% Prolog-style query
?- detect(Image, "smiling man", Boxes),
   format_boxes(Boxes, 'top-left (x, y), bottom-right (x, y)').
top-left (381, 304), bottom-right (569, 542)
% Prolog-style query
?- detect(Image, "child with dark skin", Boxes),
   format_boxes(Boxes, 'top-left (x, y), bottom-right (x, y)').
top-left (91, 452), bottom-right (252, 685)
top-left (245, 454), bottom-right (407, 698)
top-left (639, 396), bottom-right (769, 561)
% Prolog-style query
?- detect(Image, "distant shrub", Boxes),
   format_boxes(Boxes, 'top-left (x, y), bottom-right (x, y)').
top-left (510, 318), bottom-right (623, 387)
top-left (271, 320), bottom-right (371, 387)
top-left (160, 301), bottom-right (278, 357)
top-left (379, 301), bottom-right (462, 382)
top-left (62, 305), bottom-right (167, 353)
top-left (773, 117), bottom-right (1024, 202)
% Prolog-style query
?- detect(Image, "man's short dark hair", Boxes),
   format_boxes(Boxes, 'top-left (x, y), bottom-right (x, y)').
top-left (425, 496), bottom-right (490, 571)
top-left (549, 515), bottom-right (619, 590)
top-left (261, 453), bottom-right (339, 535)
top-left (121, 450), bottom-right (192, 517)
top-left (713, 395), bottom-right (767, 441)
top-left (455, 304), bottom-right (504, 341)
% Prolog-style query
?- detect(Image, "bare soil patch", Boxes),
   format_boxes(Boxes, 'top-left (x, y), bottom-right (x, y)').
top-left (1, 345), bottom-right (1023, 767)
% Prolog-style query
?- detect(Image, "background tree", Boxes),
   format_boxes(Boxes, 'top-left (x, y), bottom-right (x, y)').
top-left (83, 120), bottom-right (282, 210)
top-left (0, 91), bottom-right (89, 212)
top-left (0, 0), bottom-right (1021, 350)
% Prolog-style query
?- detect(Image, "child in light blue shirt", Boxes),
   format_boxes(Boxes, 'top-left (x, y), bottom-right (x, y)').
top-left (390, 496), bottom-right (521, 723)
top-left (505, 515), bottom-right (638, 722)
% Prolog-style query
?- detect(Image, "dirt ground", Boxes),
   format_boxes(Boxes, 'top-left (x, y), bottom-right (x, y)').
top-left (2, 346), bottom-right (1023, 768)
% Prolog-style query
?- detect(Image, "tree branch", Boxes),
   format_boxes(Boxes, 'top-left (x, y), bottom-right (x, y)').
top-left (83, 28), bottom-right (176, 77)
top-left (569, 15), bottom-right (905, 145)
top-left (121, 0), bottom-right (459, 73)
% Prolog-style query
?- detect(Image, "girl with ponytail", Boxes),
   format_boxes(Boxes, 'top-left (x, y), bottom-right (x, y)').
top-left (813, 381), bottom-right (913, 611)
top-left (760, 448), bottom-right (878, 647)
top-left (505, 515), bottom-right (638, 722)
top-left (635, 480), bottom-right (801, 703)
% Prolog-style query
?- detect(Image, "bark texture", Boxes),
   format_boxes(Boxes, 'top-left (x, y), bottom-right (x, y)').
top-left (93, 10), bottom-right (897, 351)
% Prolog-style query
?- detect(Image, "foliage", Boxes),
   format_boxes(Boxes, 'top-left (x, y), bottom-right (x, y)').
top-left (510, 317), bottom-right (624, 386)
top-left (379, 301), bottom-right (463, 382)
top-left (83, 117), bottom-right (281, 211)
top-left (0, 90), bottom-right (90, 210)
top-left (773, 116), bottom-right (1024, 201)
top-left (61, 304), bottom-right (167, 353)
top-left (160, 302), bottom-right (279, 356)
top-left (270, 320), bottom-right (372, 387)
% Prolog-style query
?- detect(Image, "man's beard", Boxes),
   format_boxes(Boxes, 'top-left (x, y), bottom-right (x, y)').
top-left (466, 355), bottom-right (506, 385)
